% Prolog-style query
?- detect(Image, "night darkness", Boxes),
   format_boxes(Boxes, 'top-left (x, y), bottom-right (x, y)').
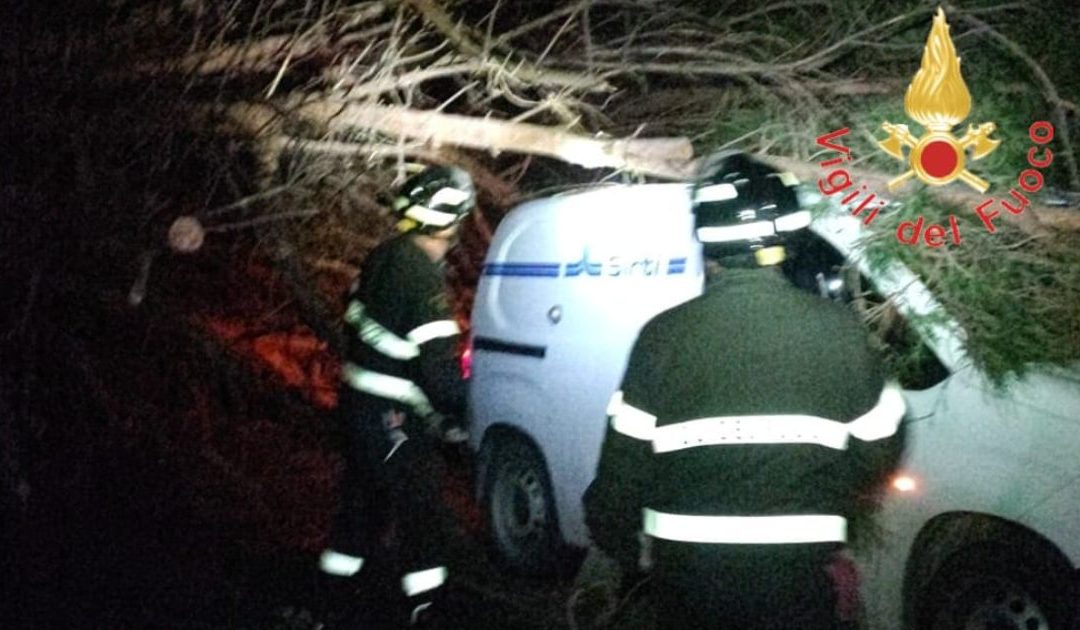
top-left (3, 1), bottom-right (1079, 629)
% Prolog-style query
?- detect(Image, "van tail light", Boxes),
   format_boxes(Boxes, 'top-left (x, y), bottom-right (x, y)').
top-left (460, 340), bottom-right (473, 380)
top-left (891, 473), bottom-right (917, 493)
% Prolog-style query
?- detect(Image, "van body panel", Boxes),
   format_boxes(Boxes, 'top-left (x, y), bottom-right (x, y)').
top-left (856, 364), bottom-right (1080, 630)
top-left (469, 184), bottom-right (704, 544)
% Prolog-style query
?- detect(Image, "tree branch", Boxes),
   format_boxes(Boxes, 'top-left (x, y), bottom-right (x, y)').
top-left (228, 101), bottom-right (695, 179)
top-left (952, 10), bottom-right (1080, 191)
top-left (397, 0), bottom-right (615, 92)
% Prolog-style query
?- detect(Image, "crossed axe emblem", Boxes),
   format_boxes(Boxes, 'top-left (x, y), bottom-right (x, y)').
top-left (878, 121), bottom-right (1000, 193)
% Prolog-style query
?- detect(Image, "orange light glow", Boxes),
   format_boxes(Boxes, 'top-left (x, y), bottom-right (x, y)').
top-left (892, 475), bottom-right (917, 493)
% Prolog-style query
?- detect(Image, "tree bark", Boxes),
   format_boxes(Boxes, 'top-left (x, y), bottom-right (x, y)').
top-left (224, 101), bottom-right (696, 180)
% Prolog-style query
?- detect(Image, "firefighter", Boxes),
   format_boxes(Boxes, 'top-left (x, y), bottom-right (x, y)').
top-left (318, 165), bottom-right (475, 628)
top-left (582, 152), bottom-right (907, 629)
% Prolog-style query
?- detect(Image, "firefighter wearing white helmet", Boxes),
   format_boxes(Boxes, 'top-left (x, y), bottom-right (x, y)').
top-left (582, 152), bottom-right (907, 629)
top-left (317, 165), bottom-right (475, 628)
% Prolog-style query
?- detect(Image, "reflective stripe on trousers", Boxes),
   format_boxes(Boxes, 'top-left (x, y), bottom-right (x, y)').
top-left (319, 549), bottom-right (365, 576)
top-left (341, 362), bottom-right (434, 417)
top-left (402, 566), bottom-right (448, 597)
top-left (607, 382), bottom-right (906, 450)
top-left (643, 509), bottom-right (847, 544)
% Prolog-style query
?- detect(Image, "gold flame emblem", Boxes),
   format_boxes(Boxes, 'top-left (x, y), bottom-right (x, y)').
top-left (877, 8), bottom-right (999, 192)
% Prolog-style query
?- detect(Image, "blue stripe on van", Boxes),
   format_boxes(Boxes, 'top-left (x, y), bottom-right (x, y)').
top-left (667, 257), bottom-right (687, 274)
top-left (473, 336), bottom-right (547, 358)
top-left (483, 262), bottom-right (561, 277)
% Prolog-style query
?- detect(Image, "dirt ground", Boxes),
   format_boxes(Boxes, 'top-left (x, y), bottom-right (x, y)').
top-left (6, 436), bottom-right (583, 630)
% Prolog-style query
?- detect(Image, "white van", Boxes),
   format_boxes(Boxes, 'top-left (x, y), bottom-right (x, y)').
top-left (466, 183), bottom-right (1080, 630)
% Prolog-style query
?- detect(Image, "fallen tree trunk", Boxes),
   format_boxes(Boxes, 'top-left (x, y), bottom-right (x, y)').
top-left (222, 101), bottom-right (696, 180)
top-left (211, 100), bottom-right (1078, 231)
top-left (266, 135), bottom-right (520, 207)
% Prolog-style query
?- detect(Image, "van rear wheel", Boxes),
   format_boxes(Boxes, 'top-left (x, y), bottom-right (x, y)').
top-left (482, 435), bottom-right (566, 576)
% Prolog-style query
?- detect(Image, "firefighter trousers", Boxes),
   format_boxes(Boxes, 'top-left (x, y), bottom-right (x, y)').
top-left (650, 540), bottom-right (843, 630)
top-left (328, 389), bottom-right (457, 598)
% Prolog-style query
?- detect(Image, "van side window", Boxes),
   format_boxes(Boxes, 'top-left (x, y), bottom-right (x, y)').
top-left (783, 232), bottom-right (949, 391)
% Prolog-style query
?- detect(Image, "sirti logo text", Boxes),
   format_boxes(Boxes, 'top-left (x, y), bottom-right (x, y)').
top-left (877, 8), bottom-right (999, 193)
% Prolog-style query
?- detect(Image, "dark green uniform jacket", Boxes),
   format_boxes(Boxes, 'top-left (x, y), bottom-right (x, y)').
top-left (584, 267), bottom-right (906, 571)
top-left (341, 233), bottom-right (465, 425)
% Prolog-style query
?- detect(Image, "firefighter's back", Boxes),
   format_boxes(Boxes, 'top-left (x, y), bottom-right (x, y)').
top-left (632, 266), bottom-right (888, 629)
top-left (636, 266), bottom-right (887, 520)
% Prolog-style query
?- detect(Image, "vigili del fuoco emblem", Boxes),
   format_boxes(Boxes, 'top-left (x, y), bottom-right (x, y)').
top-left (877, 8), bottom-right (999, 193)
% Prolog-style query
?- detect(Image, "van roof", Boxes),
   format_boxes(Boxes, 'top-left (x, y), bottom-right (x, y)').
top-left (516, 181), bottom-right (690, 204)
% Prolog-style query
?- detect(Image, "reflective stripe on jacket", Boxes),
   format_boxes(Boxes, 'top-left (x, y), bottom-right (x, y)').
top-left (341, 234), bottom-right (466, 419)
top-left (643, 510), bottom-right (848, 545)
top-left (343, 295), bottom-right (459, 415)
top-left (345, 298), bottom-right (459, 361)
top-left (607, 382), bottom-right (906, 452)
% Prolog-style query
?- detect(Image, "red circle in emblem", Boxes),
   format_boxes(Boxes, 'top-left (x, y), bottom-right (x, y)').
top-left (920, 141), bottom-right (958, 178)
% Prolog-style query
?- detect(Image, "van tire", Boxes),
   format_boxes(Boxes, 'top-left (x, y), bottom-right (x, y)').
top-left (918, 543), bottom-right (1075, 630)
top-left (482, 434), bottom-right (567, 576)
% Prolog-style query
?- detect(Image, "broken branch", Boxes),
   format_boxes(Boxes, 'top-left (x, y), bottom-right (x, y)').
top-left (228, 101), bottom-right (695, 179)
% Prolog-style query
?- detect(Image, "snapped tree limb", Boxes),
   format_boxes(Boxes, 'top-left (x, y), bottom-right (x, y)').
top-left (224, 101), bottom-right (695, 180)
